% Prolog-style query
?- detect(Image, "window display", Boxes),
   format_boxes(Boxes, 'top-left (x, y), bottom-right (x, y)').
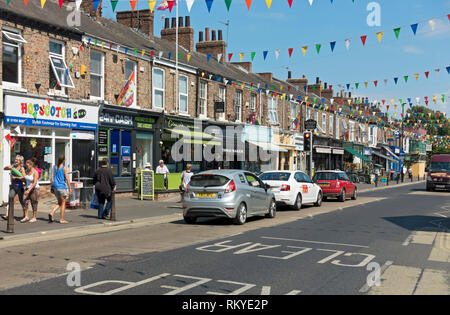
top-left (136, 132), bottom-right (153, 171)
top-left (11, 137), bottom-right (52, 182)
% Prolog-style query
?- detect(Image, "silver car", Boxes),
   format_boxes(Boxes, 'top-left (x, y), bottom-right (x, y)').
top-left (182, 170), bottom-right (276, 225)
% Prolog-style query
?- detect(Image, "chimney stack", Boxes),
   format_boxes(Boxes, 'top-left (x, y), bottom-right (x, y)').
top-left (198, 31), bottom-right (204, 42)
top-left (116, 9), bottom-right (155, 38)
top-left (68, 0), bottom-right (102, 20)
top-left (196, 27), bottom-right (226, 62)
top-left (164, 18), bottom-right (170, 29)
top-left (287, 74), bottom-right (308, 91)
top-left (288, 71), bottom-right (292, 79)
top-left (161, 16), bottom-right (195, 52)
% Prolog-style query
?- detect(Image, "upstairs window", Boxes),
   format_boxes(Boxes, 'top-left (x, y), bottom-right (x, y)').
top-left (152, 68), bottom-right (164, 109)
top-left (2, 30), bottom-right (26, 87)
top-left (218, 85), bottom-right (226, 120)
top-left (234, 90), bottom-right (242, 121)
top-left (199, 81), bottom-right (207, 116)
top-left (179, 75), bottom-right (188, 113)
top-left (49, 40), bottom-right (74, 89)
top-left (268, 97), bottom-right (278, 124)
top-left (90, 50), bottom-right (104, 99)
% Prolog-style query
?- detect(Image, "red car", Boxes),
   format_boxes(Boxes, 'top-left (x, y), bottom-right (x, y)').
top-left (312, 171), bottom-right (357, 202)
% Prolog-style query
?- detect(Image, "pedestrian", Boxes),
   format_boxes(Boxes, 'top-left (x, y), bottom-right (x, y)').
top-left (180, 164), bottom-right (194, 201)
top-left (2, 155), bottom-right (26, 220)
top-left (49, 154), bottom-right (71, 224)
top-left (156, 160), bottom-right (170, 189)
top-left (22, 159), bottom-right (40, 223)
top-left (144, 162), bottom-right (152, 170)
top-left (402, 165), bottom-right (407, 182)
top-left (93, 158), bottom-right (116, 220)
top-left (31, 157), bottom-right (42, 180)
top-left (408, 167), bottom-right (412, 179)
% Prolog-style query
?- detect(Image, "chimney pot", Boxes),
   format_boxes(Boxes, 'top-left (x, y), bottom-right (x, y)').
top-left (205, 27), bottom-right (210, 41)
top-left (171, 17), bottom-right (176, 28)
top-left (288, 71), bottom-right (292, 79)
top-left (211, 30), bottom-right (216, 41)
top-left (185, 16), bottom-right (190, 27)
top-left (324, 82), bottom-right (327, 89)
top-left (218, 30), bottom-right (223, 41)
top-left (178, 17), bottom-right (183, 28)
top-left (316, 77), bottom-right (320, 84)
top-left (164, 18), bottom-right (170, 29)
top-left (349, 92), bottom-right (352, 98)
top-left (199, 31), bottom-right (203, 42)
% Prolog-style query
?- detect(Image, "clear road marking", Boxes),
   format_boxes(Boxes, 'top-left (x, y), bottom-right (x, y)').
top-left (162, 274), bottom-right (212, 295)
top-left (434, 213), bottom-right (448, 218)
top-left (359, 260), bottom-right (393, 293)
top-left (260, 286), bottom-right (301, 295)
top-left (74, 273), bottom-right (170, 295)
top-left (260, 236), bottom-right (370, 249)
top-left (411, 231), bottom-right (437, 245)
top-left (206, 280), bottom-right (256, 295)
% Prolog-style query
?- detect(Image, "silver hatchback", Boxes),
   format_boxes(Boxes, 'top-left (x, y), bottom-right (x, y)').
top-left (182, 170), bottom-right (276, 225)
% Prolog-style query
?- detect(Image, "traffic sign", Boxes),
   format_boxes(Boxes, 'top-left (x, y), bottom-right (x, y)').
top-left (305, 119), bottom-right (317, 131)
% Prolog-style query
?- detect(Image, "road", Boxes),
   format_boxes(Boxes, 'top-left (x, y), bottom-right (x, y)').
top-left (0, 182), bottom-right (449, 295)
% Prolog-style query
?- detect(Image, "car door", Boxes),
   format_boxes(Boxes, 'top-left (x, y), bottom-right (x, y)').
top-left (301, 172), bottom-right (316, 203)
top-left (338, 172), bottom-right (354, 195)
top-left (244, 173), bottom-right (266, 212)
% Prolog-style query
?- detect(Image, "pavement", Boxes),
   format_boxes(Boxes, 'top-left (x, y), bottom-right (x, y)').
top-left (0, 179), bottom-right (424, 237)
top-left (1, 180), bottom-right (448, 295)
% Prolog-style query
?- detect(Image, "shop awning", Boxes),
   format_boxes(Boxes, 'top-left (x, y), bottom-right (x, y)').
top-left (183, 138), bottom-right (222, 146)
top-left (344, 147), bottom-right (372, 163)
top-left (166, 128), bottom-right (215, 140)
top-left (383, 146), bottom-right (400, 160)
top-left (248, 141), bottom-right (288, 152)
top-left (372, 150), bottom-right (397, 162)
top-left (332, 148), bottom-right (344, 155)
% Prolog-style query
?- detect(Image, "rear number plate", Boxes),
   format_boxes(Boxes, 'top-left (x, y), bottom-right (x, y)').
top-left (196, 193), bottom-right (216, 198)
top-left (319, 183), bottom-right (330, 187)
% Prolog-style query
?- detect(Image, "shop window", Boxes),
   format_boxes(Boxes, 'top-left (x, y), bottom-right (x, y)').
top-left (49, 40), bottom-right (74, 90)
top-left (179, 75), bottom-right (188, 113)
top-left (152, 68), bottom-right (164, 109)
top-left (10, 137), bottom-right (53, 183)
top-left (136, 132), bottom-right (153, 170)
top-left (90, 50), bottom-right (104, 99)
top-left (2, 29), bottom-right (25, 87)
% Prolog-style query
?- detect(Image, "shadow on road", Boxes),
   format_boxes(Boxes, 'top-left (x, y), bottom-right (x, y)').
top-left (383, 215), bottom-right (450, 232)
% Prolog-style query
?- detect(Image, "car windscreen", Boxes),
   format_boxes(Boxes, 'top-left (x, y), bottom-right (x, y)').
top-left (313, 172), bottom-right (339, 181)
top-left (189, 174), bottom-right (230, 187)
top-left (260, 172), bottom-right (291, 181)
top-left (430, 162), bottom-right (450, 172)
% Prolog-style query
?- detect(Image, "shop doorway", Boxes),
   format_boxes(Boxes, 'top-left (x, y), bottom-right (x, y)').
top-left (55, 139), bottom-right (70, 169)
top-left (72, 140), bottom-right (95, 178)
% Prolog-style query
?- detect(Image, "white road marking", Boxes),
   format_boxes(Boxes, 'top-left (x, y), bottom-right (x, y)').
top-left (261, 236), bottom-right (369, 249)
top-left (402, 233), bottom-right (415, 246)
top-left (162, 274), bottom-right (212, 295)
top-left (206, 280), bottom-right (256, 295)
top-left (359, 261), bottom-right (393, 293)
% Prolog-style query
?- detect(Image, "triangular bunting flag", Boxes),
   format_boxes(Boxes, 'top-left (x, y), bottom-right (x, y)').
top-left (345, 39), bottom-right (351, 50)
top-left (404, 75), bottom-right (408, 83)
top-left (186, 0), bottom-right (195, 12)
top-left (263, 51), bottom-right (268, 60)
top-left (224, 0), bottom-right (232, 11)
top-left (187, 53), bottom-right (191, 62)
top-left (148, 0), bottom-right (156, 12)
top-left (239, 52), bottom-right (244, 62)
top-left (111, 0), bottom-right (119, 12)
top-left (245, 0), bottom-right (252, 10)
top-left (130, 0), bottom-right (137, 11)
top-left (330, 41), bottom-right (336, 52)
top-left (315, 44), bottom-right (321, 54)
top-left (394, 28), bottom-right (401, 39)
top-left (167, 0), bottom-right (175, 12)
top-left (41, 0), bottom-right (46, 8)
top-left (275, 49), bottom-right (280, 60)
top-left (411, 23), bottom-right (418, 35)
top-left (425, 71), bottom-right (429, 78)
top-left (228, 53), bottom-right (233, 62)
top-left (58, 0), bottom-right (64, 8)
top-left (414, 73), bottom-right (419, 80)
top-left (265, 0), bottom-right (272, 9)
top-left (361, 35), bottom-right (367, 46)
top-left (302, 46), bottom-right (308, 56)
top-left (206, 0), bottom-right (214, 12)
top-left (287, 0), bottom-right (293, 8)
top-left (376, 32), bottom-right (383, 43)
top-left (93, 0), bottom-right (101, 11)
top-left (394, 78), bottom-right (398, 85)
top-left (288, 48), bottom-right (294, 58)
top-left (75, 0), bottom-right (82, 10)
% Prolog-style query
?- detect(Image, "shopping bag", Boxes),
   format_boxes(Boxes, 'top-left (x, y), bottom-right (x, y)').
top-left (90, 193), bottom-right (99, 210)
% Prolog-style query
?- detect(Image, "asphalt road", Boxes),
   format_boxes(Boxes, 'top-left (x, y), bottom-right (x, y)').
top-left (1, 183), bottom-right (449, 295)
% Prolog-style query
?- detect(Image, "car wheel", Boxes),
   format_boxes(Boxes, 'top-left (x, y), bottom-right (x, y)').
top-left (314, 191), bottom-right (323, 207)
top-left (339, 189), bottom-right (346, 202)
top-left (233, 203), bottom-right (247, 225)
top-left (323, 196), bottom-right (328, 201)
top-left (184, 216), bottom-right (197, 224)
top-left (293, 194), bottom-right (302, 211)
top-left (351, 187), bottom-right (357, 200)
top-left (266, 199), bottom-right (276, 218)
top-left (426, 185), bottom-right (431, 192)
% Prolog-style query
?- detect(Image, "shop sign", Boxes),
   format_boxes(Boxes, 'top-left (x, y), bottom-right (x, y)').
top-left (166, 119), bottom-right (197, 131)
top-left (99, 112), bottom-right (133, 127)
top-left (121, 146), bottom-right (131, 156)
top-left (304, 119), bottom-right (317, 131)
top-left (363, 148), bottom-right (373, 156)
top-left (135, 116), bottom-right (156, 130)
top-left (4, 95), bottom-right (98, 130)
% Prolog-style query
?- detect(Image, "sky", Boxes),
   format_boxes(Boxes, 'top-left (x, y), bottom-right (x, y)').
top-left (103, 0), bottom-right (450, 118)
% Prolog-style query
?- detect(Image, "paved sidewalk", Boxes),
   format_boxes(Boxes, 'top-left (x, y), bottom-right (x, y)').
top-left (357, 178), bottom-right (424, 192)
top-left (0, 180), bottom-right (424, 237)
top-left (0, 194), bottom-right (183, 236)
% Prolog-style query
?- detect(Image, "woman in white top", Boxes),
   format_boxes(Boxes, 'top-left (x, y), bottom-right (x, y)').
top-left (22, 159), bottom-right (40, 223)
top-left (180, 164), bottom-right (194, 201)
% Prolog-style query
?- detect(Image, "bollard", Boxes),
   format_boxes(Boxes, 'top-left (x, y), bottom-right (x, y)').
top-left (110, 192), bottom-right (116, 221)
top-left (397, 174), bottom-right (400, 184)
top-left (6, 193), bottom-right (14, 233)
top-left (387, 176), bottom-right (389, 186)
top-left (375, 176), bottom-right (378, 187)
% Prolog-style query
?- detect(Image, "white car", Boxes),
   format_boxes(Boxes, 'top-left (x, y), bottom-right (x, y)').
top-left (260, 171), bottom-right (323, 210)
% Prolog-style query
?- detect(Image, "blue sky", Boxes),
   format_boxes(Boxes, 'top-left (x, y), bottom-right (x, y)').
top-left (104, 0), bottom-right (450, 118)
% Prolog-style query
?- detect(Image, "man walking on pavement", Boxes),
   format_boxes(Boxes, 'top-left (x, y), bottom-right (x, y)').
top-left (93, 159), bottom-right (116, 220)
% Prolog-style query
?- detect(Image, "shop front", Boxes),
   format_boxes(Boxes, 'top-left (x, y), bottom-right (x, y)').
top-left (2, 93), bottom-right (99, 203)
top-left (97, 105), bottom-right (160, 192)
